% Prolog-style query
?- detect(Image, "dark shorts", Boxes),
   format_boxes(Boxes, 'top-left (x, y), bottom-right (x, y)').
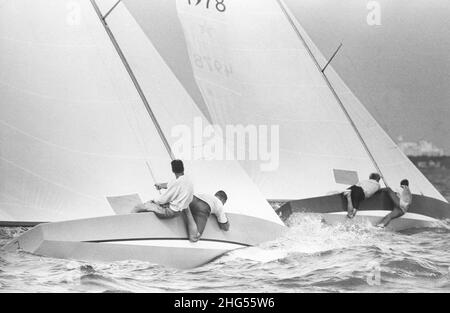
top-left (347, 185), bottom-right (365, 209)
top-left (189, 196), bottom-right (211, 234)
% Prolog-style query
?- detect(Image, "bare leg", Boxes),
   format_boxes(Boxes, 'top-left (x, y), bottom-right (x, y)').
top-left (379, 207), bottom-right (404, 227)
top-left (183, 208), bottom-right (201, 242)
top-left (132, 202), bottom-right (176, 219)
top-left (387, 188), bottom-right (401, 208)
top-left (132, 203), bottom-right (149, 213)
top-left (344, 191), bottom-right (354, 217)
top-left (378, 188), bottom-right (403, 227)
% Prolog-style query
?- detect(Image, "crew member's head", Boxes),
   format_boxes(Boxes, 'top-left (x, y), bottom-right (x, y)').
top-left (171, 159), bottom-right (184, 175)
top-left (369, 173), bottom-right (381, 182)
top-left (215, 190), bottom-right (228, 205)
top-left (400, 179), bottom-right (409, 187)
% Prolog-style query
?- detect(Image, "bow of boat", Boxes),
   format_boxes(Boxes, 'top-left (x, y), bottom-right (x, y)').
top-left (3, 213), bottom-right (286, 269)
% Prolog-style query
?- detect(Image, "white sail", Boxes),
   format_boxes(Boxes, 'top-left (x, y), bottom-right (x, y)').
top-left (315, 58), bottom-right (446, 202)
top-left (171, 0), bottom-right (446, 202)
top-left (100, 0), bottom-right (282, 224)
top-left (0, 0), bottom-right (169, 222)
top-left (0, 0), bottom-right (283, 226)
top-left (278, 1), bottom-right (447, 203)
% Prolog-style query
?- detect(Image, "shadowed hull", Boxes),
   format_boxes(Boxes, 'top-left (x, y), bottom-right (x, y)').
top-left (3, 213), bottom-right (286, 269)
top-left (277, 189), bottom-right (450, 231)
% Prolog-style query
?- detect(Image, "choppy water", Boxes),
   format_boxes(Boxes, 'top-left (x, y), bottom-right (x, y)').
top-left (1, 164), bottom-right (450, 293)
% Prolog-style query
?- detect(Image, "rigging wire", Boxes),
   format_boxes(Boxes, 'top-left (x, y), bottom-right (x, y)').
top-left (275, 0), bottom-right (390, 188)
top-left (90, 0), bottom-right (175, 162)
top-left (90, 0), bottom-right (175, 191)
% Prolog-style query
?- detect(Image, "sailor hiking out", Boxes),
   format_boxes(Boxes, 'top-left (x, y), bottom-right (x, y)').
top-left (132, 159), bottom-right (201, 242)
top-left (189, 191), bottom-right (230, 236)
top-left (377, 179), bottom-right (413, 228)
top-left (344, 173), bottom-right (381, 218)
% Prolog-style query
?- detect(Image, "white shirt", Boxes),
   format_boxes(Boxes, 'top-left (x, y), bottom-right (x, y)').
top-left (154, 175), bottom-right (193, 212)
top-left (357, 179), bottom-right (381, 198)
top-left (195, 193), bottom-right (228, 224)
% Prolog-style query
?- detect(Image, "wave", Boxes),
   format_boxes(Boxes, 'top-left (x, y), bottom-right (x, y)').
top-left (0, 209), bottom-right (449, 292)
top-left (226, 213), bottom-right (382, 263)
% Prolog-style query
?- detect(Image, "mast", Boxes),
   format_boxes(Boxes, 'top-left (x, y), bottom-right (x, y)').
top-left (90, 0), bottom-right (175, 161)
top-left (275, 0), bottom-right (389, 187)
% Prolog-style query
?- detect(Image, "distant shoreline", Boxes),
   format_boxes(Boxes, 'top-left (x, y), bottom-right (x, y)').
top-left (408, 155), bottom-right (450, 169)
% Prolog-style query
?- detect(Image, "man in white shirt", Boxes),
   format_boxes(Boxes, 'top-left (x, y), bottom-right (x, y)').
top-left (189, 191), bottom-right (229, 235)
top-left (344, 173), bottom-right (381, 218)
top-left (132, 159), bottom-right (200, 241)
top-left (377, 179), bottom-right (412, 228)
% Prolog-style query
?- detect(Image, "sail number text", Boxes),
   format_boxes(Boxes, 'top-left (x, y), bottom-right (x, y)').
top-left (187, 0), bottom-right (226, 12)
top-left (193, 53), bottom-right (232, 77)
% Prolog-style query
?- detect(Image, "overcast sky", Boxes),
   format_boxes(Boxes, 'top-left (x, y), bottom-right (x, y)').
top-left (124, 0), bottom-right (450, 153)
top-left (288, 0), bottom-right (450, 153)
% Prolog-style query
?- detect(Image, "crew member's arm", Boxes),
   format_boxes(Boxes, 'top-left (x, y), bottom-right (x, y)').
top-left (153, 182), bottom-right (175, 205)
top-left (154, 183), bottom-right (168, 190)
top-left (183, 207), bottom-right (200, 242)
top-left (218, 219), bottom-right (230, 231)
top-left (215, 202), bottom-right (230, 231)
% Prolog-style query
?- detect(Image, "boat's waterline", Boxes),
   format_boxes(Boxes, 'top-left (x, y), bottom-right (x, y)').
top-left (322, 210), bottom-right (442, 232)
top-left (3, 212), bottom-right (286, 269)
top-left (329, 210), bottom-right (436, 221)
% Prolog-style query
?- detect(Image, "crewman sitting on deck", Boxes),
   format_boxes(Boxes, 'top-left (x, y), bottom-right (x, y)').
top-left (377, 179), bottom-right (412, 228)
top-left (132, 159), bottom-right (201, 242)
top-left (189, 191), bottom-right (230, 236)
top-left (344, 173), bottom-right (381, 218)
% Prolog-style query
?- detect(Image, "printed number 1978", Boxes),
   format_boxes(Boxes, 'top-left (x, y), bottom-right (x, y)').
top-left (188, 0), bottom-right (226, 12)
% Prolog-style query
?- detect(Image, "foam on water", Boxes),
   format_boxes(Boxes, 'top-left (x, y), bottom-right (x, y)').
top-left (1, 166), bottom-right (450, 292)
top-left (225, 213), bottom-right (380, 263)
top-left (0, 213), bottom-right (450, 292)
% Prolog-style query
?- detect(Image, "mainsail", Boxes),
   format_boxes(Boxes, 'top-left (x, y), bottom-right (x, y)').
top-left (0, 0), bottom-right (167, 223)
top-left (166, 0), bottom-right (447, 203)
top-left (277, 1), bottom-right (446, 203)
top-left (0, 0), bottom-right (283, 226)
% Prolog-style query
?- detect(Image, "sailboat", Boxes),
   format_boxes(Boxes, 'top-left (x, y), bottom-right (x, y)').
top-left (0, 0), bottom-right (285, 268)
top-left (164, 0), bottom-right (448, 230)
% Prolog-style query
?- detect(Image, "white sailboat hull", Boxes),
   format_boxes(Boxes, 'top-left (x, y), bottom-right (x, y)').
top-left (278, 190), bottom-right (450, 232)
top-left (321, 211), bottom-right (441, 232)
top-left (3, 213), bottom-right (286, 269)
